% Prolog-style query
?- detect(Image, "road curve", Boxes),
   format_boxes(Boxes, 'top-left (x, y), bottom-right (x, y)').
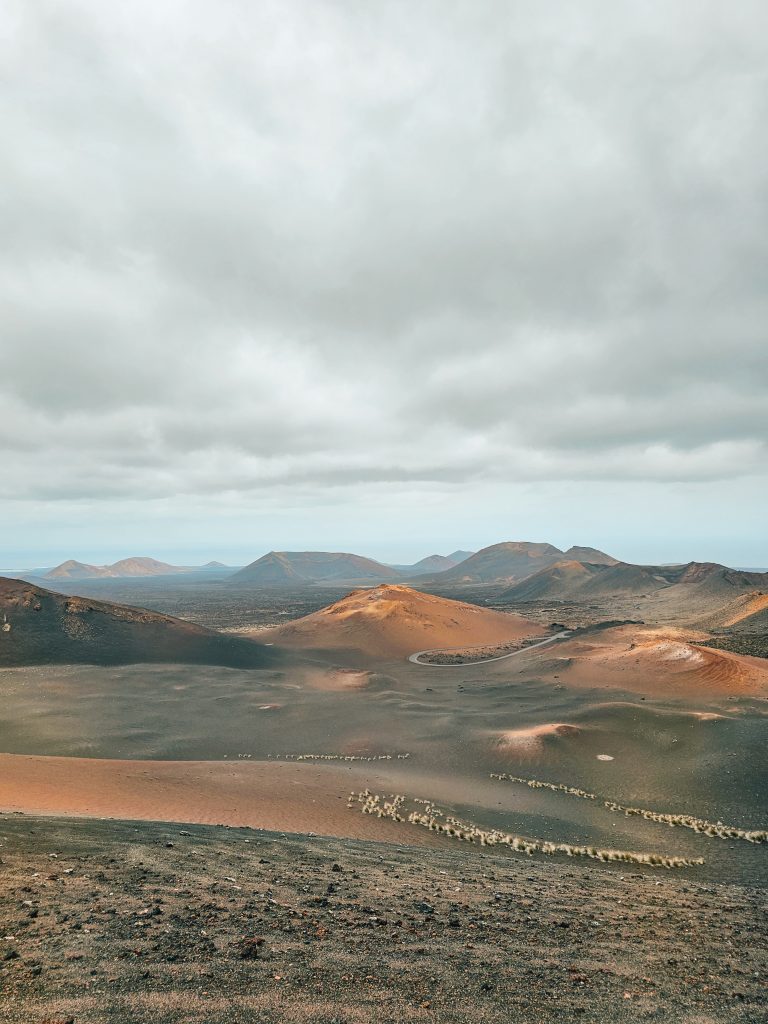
top-left (407, 630), bottom-right (571, 667)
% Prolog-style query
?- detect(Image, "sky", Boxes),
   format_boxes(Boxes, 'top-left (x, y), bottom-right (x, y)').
top-left (1, 1), bottom-right (766, 569)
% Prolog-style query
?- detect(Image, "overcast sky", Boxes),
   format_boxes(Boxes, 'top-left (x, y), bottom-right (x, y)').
top-left (1, 1), bottom-right (766, 568)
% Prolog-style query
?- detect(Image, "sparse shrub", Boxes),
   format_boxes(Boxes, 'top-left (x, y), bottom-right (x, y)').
top-left (490, 773), bottom-right (767, 844)
top-left (348, 790), bottom-right (703, 869)
top-left (269, 752), bottom-right (410, 763)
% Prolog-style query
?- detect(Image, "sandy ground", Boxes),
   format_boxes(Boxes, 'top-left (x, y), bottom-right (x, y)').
top-left (0, 585), bottom-right (767, 1020)
top-left (508, 624), bottom-right (768, 697)
top-left (0, 755), bottom-right (442, 848)
top-left (0, 814), bottom-right (766, 1024)
top-left (1, 638), bottom-right (766, 892)
top-left (1, 750), bottom-right (766, 889)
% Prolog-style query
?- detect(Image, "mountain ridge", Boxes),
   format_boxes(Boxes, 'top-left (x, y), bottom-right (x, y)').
top-left (500, 558), bottom-right (768, 606)
top-left (418, 541), bottom-right (618, 585)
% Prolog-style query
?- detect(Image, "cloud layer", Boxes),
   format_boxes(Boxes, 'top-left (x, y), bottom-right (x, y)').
top-left (1, 1), bottom-right (766, 560)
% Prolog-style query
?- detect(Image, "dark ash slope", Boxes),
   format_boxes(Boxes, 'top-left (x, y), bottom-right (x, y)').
top-left (0, 577), bottom-right (280, 669)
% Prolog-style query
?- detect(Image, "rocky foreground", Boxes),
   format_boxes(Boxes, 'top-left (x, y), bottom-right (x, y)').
top-left (0, 815), bottom-right (765, 1023)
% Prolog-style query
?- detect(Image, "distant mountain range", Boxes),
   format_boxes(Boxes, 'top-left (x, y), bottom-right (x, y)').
top-left (27, 558), bottom-right (234, 581)
top-left (45, 557), bottom-right (185, 580)
top-left (12, 543), bottom-right (763, 596)
top-left (415, 542), bottom-right (618, 585)
top-left (230, 544), bottom-right (615, 585)
top-left (29, 543), bottom-right (618, 586)
top-left (232, 549), bottom-right (478, 584)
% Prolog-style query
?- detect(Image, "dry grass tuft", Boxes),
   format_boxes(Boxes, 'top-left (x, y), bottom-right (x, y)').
top-left (349, 790), bottom-right (703, 868)
top-left (490, 773), bottom-right (768, 844)
top-left (270, 752), bottom-right (410, 762)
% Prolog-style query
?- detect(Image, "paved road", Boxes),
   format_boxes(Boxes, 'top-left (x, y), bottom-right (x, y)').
top-left (407, 630), bottom-right (571, 667)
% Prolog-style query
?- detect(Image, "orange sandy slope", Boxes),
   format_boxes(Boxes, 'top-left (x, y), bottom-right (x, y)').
top-left (0, 754), bottom-right (445, 847)
top-left (517, 625), bottom-right (768, 697)
top-left (253, 584), bottom-right (545, 657)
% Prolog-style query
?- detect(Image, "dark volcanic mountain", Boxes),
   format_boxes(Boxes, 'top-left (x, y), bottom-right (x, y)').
top-left (232, 551), bottom-right (401, 585)
top-left (446, 550), bottom-right (474, 563)
top-left (561, 546), bottom-right (619, 566)
top-left (392, 550), bottom-right (478, 575)
top-left (0, 578), bottom-right (280, 669)
top-left (647, 563), bottom-right (768, 621)
top-left (390, 554), bottom-right (460, 575)
top-left (653, 562), bottom-right (768, 594)
top-left (421, 541), bottom-right (562, 584)
top-left (421, 541), bottom-right (616, 585)
top-left (501, 558), bottom-right (768, 609)
top-left (501, 560), bottom-right (667, 601)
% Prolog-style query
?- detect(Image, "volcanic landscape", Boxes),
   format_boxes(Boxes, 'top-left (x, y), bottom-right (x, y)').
top-left (1, 542), bottom-right (766, 1022)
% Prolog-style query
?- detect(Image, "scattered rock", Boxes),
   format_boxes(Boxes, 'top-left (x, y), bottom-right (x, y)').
top-left (237, 936), bottom-right (266, 959)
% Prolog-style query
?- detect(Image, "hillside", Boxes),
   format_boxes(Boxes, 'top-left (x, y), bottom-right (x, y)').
top-left (662, 562), bottom-right (768, 593)
top-left (45, 556), bottom-right (183, 580)
top-left (0, 577), bottom-right (280, 669)
top-left (500, 559), bottom-right (598, 600)
top-left (499, 559), bottom-right (768, 612)
top-left (694, 592), bottom-right (768, 633)
top-left (232, 550), bottom-right (401, 584)
top-left (254, 583), bottom-right (544, 657)
top-left (521, 623), bottom-right (768, 697)
top-left (645, 563), bottom-right (768, 622)
top-left (3, 817), bottom-right (764, 1024)
top-left (501, 560), bottom-right (667, 601)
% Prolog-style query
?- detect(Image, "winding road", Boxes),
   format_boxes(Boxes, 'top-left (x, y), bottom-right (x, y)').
top-left (407, 630), bottom-right (571, 667)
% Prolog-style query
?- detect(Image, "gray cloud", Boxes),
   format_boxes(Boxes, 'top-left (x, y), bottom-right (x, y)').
top-left (1, 1), bottom-right (766, 560)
